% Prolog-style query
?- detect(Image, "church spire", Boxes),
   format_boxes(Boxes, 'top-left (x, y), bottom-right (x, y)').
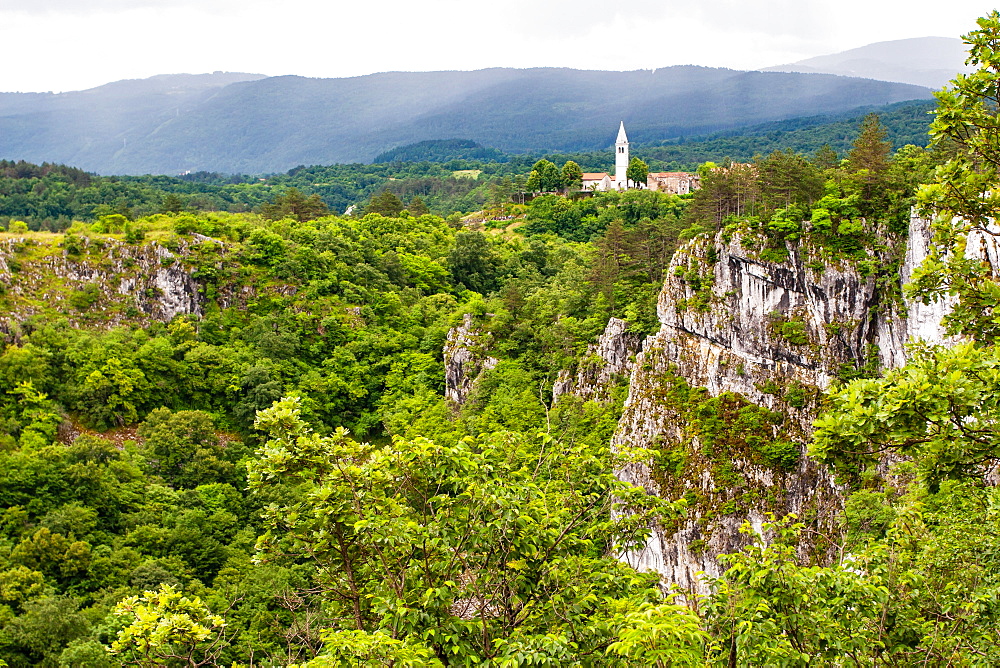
top-left (615, 121), bottom-right (629, 189)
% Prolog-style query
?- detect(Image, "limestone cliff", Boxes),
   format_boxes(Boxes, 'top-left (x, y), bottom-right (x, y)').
top-left (443, 313), bottom-right (498, 407)
top-left (0, 235), bottom-right (204, 334)
top-left (0, 233), bottom-right (294, 337)
top-left (553, 317), bottom-right (644, 402)
top-left (613, 213), bottom-right (950, 595)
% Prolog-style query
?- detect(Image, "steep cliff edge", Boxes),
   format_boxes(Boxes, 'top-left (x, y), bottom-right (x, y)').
top-left (444, 313), bottom-right (498, 407)
top-left (0, 234), bottom-right (205, 333)
top-left (0, 233), bottom-right (295, 336)
top-left (553, 317), bottom-right (644, 402)
top-left (613, 212), bottom-right (950, 594)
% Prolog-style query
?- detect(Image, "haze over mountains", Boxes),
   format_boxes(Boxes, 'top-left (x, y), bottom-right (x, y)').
top-left (0, 37), bottom-right (958, 175)
top-left (761, 37), bottom-right (972, 89)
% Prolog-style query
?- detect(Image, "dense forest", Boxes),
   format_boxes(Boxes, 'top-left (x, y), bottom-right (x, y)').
top-left (0, 100), bottom-right (934, 232)
top-left (2, 13), bottom-right (1000, 667)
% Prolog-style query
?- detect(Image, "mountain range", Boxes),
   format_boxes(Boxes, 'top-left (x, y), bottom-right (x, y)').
top-left (0, 37), bottom-right (964, 175)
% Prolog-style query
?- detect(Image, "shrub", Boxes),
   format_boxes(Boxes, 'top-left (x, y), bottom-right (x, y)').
top-left (785, 385), bottom-right (807, 408)
top-left (63, 233), bottom-right (84, 256)
top-left (760, 440), bottom-right (800, 471)
top-left (779, 320), bottom-right (809, 345)
top-left (69, 284), bottom-right (100, 310)
top-left (124, 223), bottom-right (145, 244)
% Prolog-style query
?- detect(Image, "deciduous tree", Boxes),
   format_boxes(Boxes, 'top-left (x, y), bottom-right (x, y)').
top-left (560, 160), bottom-right (583, 191)
top-left (111, 585), bottom-right (228, 667)
top-left (626, 157), bottom-right (648, 189)
top-left (913, 10), bottom-right (1000, 341)
top-left (526, 159), bottom-right (561, 192)
top-left (249, 397), bottom-right (680, 664)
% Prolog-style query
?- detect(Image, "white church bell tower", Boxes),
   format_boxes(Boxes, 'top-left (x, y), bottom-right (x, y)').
top-left (614, 121), bottom-right (629, 189)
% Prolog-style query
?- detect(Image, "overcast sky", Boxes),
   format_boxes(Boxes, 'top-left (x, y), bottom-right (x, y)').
top-left (0, 0), bottom-right (992, 92)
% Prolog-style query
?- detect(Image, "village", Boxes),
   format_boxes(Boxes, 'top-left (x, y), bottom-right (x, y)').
top-left (580, 121), bottom-right (701, 194)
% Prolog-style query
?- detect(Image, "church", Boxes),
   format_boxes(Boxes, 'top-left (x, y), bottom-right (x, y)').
top-left (580, 122), bottom-right (700, 195)
top-left (581, 122), bottom-right (632, 192)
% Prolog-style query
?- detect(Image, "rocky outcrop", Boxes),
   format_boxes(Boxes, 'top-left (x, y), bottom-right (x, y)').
top-left (553, 317), bottom-right (644, 402)
top-left (899, 210), bottom-right (957, 348)
top-left (0, 236), bottom-right (204, 332)
top-left (613, 215), bottom-right (952, 595)
top-left (117, 244), bottom-right (202, 321)
top-left (444, 314), bottom-right (498, 407)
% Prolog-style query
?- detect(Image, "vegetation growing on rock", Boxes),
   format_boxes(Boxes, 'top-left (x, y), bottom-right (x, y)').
top-left (3, 14), bottom-right (1000, 665)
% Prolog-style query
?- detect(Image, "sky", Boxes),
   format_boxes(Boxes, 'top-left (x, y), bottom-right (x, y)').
top-left (0, 0), bottom-right (993, 93)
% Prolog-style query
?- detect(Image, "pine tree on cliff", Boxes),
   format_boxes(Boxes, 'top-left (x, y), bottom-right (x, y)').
top-left (847, 114), bottom-right (891, 177)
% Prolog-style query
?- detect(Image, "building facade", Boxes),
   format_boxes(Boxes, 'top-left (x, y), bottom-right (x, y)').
top-left (647, 171), bottom-right (701, 194)
top-left (578, 123), bottom-right (701, 194)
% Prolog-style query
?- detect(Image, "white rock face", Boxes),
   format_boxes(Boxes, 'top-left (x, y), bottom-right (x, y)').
top-left (155, 246), bottom-right (202, 320)
top-left (554, 317), bottom-right (644, 401)
top-left (443, 314), bottom-right (498, 407)
top-left (0, 236), bottom-right (203, 330)
top-left (552, 370), bottom-right (575, 400)
top-left (118, 245), bottom-right (202, 321)
top-left (899, 210), bottom-right (954, 349)
top-left (614, 216), bottom-right (952, 595)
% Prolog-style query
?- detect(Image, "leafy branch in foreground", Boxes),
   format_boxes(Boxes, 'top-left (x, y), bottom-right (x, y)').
top-left (111, 584), bottom-right (228, 667)
top-left (811, 342), bottom-right (1000, 486)
top-left (248, 396), bottom-right (684, 664)
top-left (913, 10), bottom-right (1000, 341)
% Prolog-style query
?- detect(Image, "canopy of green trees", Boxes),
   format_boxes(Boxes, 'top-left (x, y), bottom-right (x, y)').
top-left (2, 13), bottom-right (1000, 665)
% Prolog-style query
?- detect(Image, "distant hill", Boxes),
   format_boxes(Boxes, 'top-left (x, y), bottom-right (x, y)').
top-left (538, 100), bottom-right (938, 172)
top-left (364, 100), bottom-right (938, 173)
top-left (0, 97), bottom-right (941, 228)
top-left (373, 139), bottom-right (508, 164)
top-left (0, 72), bottom-right (267, 174)
top-left (0, 67), bottom-right (931, 175)
top-left (762, 37), bottom-right (973, 89)
top-left (640, 100), bottom-right (936, 168)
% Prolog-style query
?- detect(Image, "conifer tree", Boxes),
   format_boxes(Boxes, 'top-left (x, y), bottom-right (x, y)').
top-left (406, 195), bottom-right (429, 216)
top-left (812, 144), bottom-right (840, 171)
top-left (260, 187), bottom-right (329, 222)
top-left (365, 190), bottom-right (404, 217)
top-left (160, 193), bottom-right (184, 214)
top-left (847, 114), bottom-right (891, 176)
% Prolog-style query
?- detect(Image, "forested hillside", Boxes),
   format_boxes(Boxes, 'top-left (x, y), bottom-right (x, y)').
top-left (0, 100), bottom-right (935, 232)
top-left (369, 100), bottom-right (936, 171)
top-left (2, 13), bottom-right (1000, 667)
top-left (0, 184), bottom-right (698, 665)
top-left (641, 99), bottom-right (935, 166)
top-left (0, 160), bottom-right (511, 227)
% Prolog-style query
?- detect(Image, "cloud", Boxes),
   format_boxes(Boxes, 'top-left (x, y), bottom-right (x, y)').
top-left (0, 0), bottom-right (993, 92)
top-left (2, 0), bottom-right (240, 14)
